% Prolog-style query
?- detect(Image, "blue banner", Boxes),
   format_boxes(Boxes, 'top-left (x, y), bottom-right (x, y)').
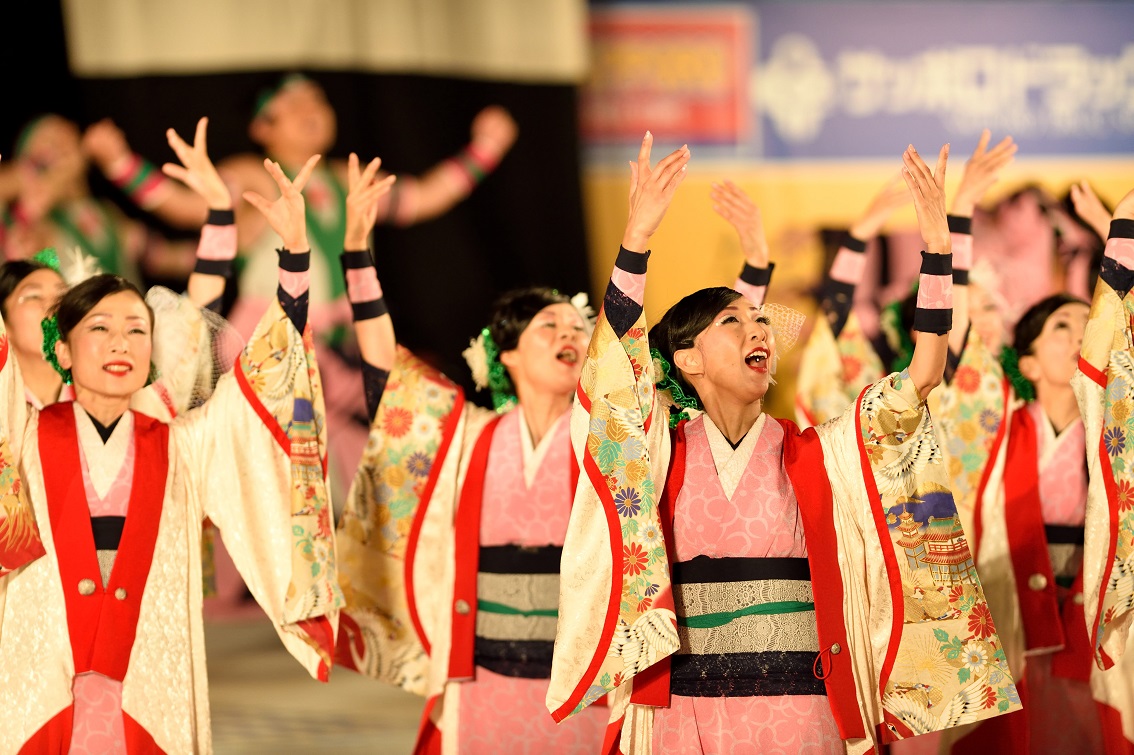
top-left (586, 1), bottom-right (1134, 159)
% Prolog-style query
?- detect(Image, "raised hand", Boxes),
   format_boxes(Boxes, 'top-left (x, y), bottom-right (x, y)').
top-left (711, 180), bottom-right (768, 268)
top-left (161, 117), bottom-right (231, 210)
top-left (242, 155), bottom-right (319, 252)
top-left (470, 106), bottom-right (519, 161)
top-left (345, 153), bottom-right (397, 249)
top-left (901, 144), bottom-right (950, 255)
top-left (81, 119), bottom-right (131, 171)
top-left (1070, 180), bottom-right (1113, 239)
top-left (623, 132), bottom-right (691, 252)
top-left (849, 173), bottom-right (912, 240)
top-left (1113, 185), bottom-right (1134, 223)
top-left (952, 129), bottom-right (1016, 217)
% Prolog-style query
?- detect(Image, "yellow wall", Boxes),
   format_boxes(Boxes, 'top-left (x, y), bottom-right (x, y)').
top-left (582, 156), bottom-right (1134, 417)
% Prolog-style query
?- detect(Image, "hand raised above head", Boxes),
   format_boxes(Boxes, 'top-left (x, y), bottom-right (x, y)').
top-left (952, 128), bottom-right (1016, 217)
top-left (710, 180), bottom-right (768, 268)
top-left (902, 143), bottom-right (951, 255)
top-left (849, 172), bottom-right (911, 241)
top-left (622, 131), bottom-right (690, 253)
top-left (81, 118), bottom-right (131, 169)
top-left (162, 117), bottom-right (231, 210)
top-left (345, 152), bottom-right (396, 249)
top-left (1070, 181), bottom-right (1114, 240)
top-left (470, 106), bottom-right (518, 160)
top-left (242, 155), bottom-right (320, 252)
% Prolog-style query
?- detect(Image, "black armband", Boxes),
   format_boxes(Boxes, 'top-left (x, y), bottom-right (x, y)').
top-left (947, 215), bottom-right (972, 235)
top-left (739, 262), bottom-right (774, 287)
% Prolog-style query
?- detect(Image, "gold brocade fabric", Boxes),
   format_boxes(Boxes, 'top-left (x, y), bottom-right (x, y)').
top-left (795, 311), bottom-right (885, 428)
top-left (335, 346), bottom-right (494, 696)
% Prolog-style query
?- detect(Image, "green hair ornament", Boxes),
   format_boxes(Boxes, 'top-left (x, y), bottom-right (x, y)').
top-left (32, 247), bottom-right (60, 271)
top-left (41, 314), bottom-right (71, 385)
top-left (463, 327), bottom-right (517, 413)
top-left (999, 345), bottom-right (1035, 402)
top-left (651, 348), bottom-right (700, 429)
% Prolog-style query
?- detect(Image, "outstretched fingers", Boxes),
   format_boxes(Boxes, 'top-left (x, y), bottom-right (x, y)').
top-left (291, 154), bottom-right (322, 193)
top-left (933, 143), bottom-right (949, 189)
top-left (241, 190), bottom-right (274, 217)
top-left (194, 117), bottom-right (209, 153)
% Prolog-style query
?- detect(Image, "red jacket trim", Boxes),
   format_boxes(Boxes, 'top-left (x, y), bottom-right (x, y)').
top-left (970, 377), bottom-right (1012, 554)
top-left (404, 387), bottom-right (466, 656)
top-left (1002, 407), bottom-right (1064, 652)
top-left (779, 418), bottom-right (867, 740)
top-left (447, 416), bottom-right (501, 680)
top-left (40, 404), bottom-right (169, 682)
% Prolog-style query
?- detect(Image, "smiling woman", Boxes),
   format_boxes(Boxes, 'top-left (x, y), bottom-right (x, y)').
top-left (0, 151), bottom-right (340, 753)
top-left (50, 276), bottom-right (155, 425)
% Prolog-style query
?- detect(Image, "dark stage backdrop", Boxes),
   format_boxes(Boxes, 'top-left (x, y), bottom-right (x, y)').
top-left (4, 2), bottom-right (592, 405)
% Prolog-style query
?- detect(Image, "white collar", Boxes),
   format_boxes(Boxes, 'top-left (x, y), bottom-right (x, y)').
top-left (516, 408), bottom-right (568, 489)
top-left (701, 412), bottom-right (766, 500)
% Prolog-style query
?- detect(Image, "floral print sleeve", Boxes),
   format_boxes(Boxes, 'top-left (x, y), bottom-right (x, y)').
top-left (1073, 219), bottom-right (1134, 670)
top-left (796, 310), bottom-right (886, 427)
top-left (0, 312), bottom-right (41, 577)
top-left (932, 327), bottom-right (1009, 532)
top-left (547, 247), bottom-right (679, 722)
top-left (847, 370), bottom-right (1021, 737)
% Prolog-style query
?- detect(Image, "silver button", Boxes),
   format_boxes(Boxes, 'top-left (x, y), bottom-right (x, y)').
top-left (830, 642), bottom-right (842, 655)
top-left (78, 578), bottom-right (96, 596)
top-left (455, 599), bottom-right (471, 615)
top-left (114, 588), bottom-right (127, 601)
top-left (1073, 593), bottom-right (1086, 606)
top-left (1028, 573), bottom-right (1048, 591)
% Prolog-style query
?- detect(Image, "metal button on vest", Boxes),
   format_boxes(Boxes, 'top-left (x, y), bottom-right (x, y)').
top-left (1073, 593), bottom-right (1085, 605)
top-left (1028, 573), bottom-right (1048, 591)
top-left (78, 578), bottom-right (96, 596)
top-left (114, 588), bottom-right (127, 601)
top-left (455, 599), bottom-right (471, 615)
top-left (830, 643), bottom-right (842, 655)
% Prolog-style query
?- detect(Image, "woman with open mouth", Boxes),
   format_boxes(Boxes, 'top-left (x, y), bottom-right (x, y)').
top-left (0, 151), bottom-right (339, 753)
top-left (327, 150), bottom-right (610, 752)
top-left (547, 134), bottom-right (1020, 754)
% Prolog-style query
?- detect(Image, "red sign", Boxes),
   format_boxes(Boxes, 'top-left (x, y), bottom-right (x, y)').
top-left (582, 7), bottom-right (753, 145)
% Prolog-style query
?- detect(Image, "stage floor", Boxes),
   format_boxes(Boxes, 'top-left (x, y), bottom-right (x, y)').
top-left (207, 618), bottom-right (424, 753)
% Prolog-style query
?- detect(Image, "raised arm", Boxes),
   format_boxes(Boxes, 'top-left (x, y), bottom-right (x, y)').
top-left (710, 180), bottom-right (773, 306)
top-left (162, 118), bottom-right (235, 311)
top-left (902, 143), bottom-right (953, 399)
top-left (342, 152), bottom-right (397, 418)
top-left (1070, 180), bottom-right (1113, 244)
top-left (374, 105), bottom-right (517, 227)
top-left (83, 118), bottom-right (210, 229)
top-left (1075, 187), bottom-right (1134, 671)
top-left (821, 174), bottom-right (910, 338)
top-left (947, 129), bottom-right (1016, 357)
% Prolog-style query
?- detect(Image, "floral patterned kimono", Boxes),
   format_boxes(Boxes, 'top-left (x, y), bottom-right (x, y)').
top-left (333, 347), bottom-right (608, 754)
top-left (795, 220), bottom-right (1005, 542)
top-left (0, 264), bottom-right (340, 754)
top-left (1069, 220), bottom-right (1134, 752)
top-left (547, 247), bottom-right (1020, 755)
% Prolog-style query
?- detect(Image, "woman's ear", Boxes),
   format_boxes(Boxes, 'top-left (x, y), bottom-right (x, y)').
top-left (499, 348), bottom-right (518, 369)
top-left (1018, 353), bottom-right (1041, 383)
top-left (673, 347), bottom-right (702, 379)
top-left (55, 340), bottom-right (72, 371)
